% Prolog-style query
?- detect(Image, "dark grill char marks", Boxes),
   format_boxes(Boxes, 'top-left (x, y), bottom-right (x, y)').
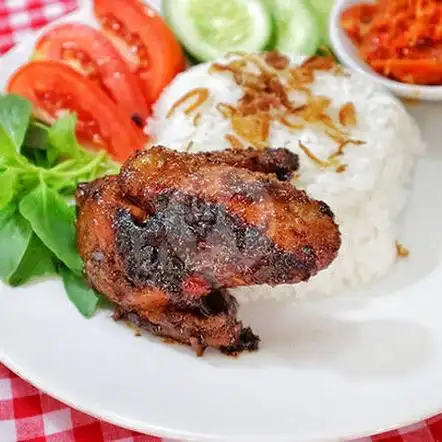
top-left (119, 146), bottom-right (340, 273)
top-left (116, 191), bottom-right (319, 302)
top-left (116, 297), bottom-right (259, 357)
top-left (116, 209), bottom-right (187, 297)
top-left (76, 176), bottom-right (259, 355)
top-left (76, 146), bottom-right (341, 355)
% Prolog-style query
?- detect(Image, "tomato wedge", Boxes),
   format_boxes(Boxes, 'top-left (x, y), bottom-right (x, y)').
top-left (8, 61), bottom-right (146, 162)
top-left (35, 23), bottom-right (150, 122)
top-left (94, 0), bottom-right (186, 105)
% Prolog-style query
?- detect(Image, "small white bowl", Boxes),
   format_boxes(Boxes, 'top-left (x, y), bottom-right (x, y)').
top-left (329, 0), bottom-right (442, 101)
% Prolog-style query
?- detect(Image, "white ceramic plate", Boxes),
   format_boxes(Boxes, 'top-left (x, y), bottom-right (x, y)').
top-left (1, 2), bottom-right (442, 441)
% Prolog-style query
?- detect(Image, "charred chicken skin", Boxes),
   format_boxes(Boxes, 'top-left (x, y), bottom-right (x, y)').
top-left (76, 146), bottom-right (341, 355)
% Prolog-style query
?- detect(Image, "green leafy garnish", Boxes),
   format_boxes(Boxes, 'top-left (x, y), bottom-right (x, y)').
top-left (0, 169), bottom-right (18, 207)
top-left (48, 113), bottom-right (83, 160)
top-left (0, 204), bottom-right (33, 281)
top-left (0, 94), bottom-right (118, 317)
top-left (59, 264), bottom-right (99, 317)
top-left (0, 95), bottom-right (32, 157)
top-left (8, 234), bottom-right (56, 287)
top-left (19, 183), bottom-right (83, 276)
top-left (23, 120), bottom-right (50, 150)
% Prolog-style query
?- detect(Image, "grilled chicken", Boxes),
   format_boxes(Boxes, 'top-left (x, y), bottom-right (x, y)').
top-left (193, 146), bottom-right (299, 181)
top-left (76, 146), bottom-right (341, 355)
top-left (76, 176), bottom-right (257, 355)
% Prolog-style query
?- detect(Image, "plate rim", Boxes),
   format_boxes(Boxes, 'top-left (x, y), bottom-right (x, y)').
top-left (3, 347), bottom-right (442, 442)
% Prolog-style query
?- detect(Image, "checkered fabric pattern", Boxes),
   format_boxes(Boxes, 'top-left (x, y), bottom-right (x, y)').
top-left (1, 1), bottom-right (442, 441)
top-left (0, 0), bottom-right (77, 55)
top-left (1, 365), bottom-right (442, 442)
top-left (0, 365), bottom-right (160, 442)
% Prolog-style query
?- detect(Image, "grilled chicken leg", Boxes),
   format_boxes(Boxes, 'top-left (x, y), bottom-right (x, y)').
top-left (76, 146), bottom-right (340, 355)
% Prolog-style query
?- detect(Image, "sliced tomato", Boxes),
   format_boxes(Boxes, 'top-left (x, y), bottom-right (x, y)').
top-left (34, 23), bottom-right (150, 123)
top-left (7, 61), bottom-right (146, 162)
top-left (94, 0), bottom-right (186, 105)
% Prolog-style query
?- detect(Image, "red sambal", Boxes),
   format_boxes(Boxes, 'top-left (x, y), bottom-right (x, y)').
top-left (341, 0), bottom-right (442, 85)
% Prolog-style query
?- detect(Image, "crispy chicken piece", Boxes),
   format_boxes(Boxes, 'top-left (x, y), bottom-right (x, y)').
top-left (196, 147), bottom-right (299, 181)
top-left (119, 146), bottom-right (340, 286)
top-left (76, 176), bottom-right (259, 355)
top-left (76, 146), bottom-right (341, 355)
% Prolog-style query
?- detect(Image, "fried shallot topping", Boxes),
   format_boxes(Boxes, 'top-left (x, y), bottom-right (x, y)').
top-left (164, 52), bottom-right (366, 174)
top-left (339, 102), bottom-right (358, 127)
top-left (208, 53), bottom-right (365, 172)
top-left (396, 241), bottom-right (410, 258)
top-left (167, 88), bottom-right (209, 118)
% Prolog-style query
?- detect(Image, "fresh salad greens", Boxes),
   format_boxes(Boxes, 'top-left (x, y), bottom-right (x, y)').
top-left (163, 0), bottom-right (335, 62)
top-left (0, 94), bottom-right (118, 317)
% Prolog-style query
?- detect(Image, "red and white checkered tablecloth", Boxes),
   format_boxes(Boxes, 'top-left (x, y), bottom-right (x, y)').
top-left (1, 1), bottom-right (442, 441)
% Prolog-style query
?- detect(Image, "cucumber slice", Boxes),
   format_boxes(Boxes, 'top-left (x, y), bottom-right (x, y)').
top-left (263, 0), bottom-right (320, 56)
top-left (310, 0), bottom-right (334, 45)
top-left (163, 0), bottom-right (273, 62)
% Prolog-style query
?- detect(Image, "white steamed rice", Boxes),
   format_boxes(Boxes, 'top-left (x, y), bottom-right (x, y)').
top-left (146, 54), bottom-right (425, 302)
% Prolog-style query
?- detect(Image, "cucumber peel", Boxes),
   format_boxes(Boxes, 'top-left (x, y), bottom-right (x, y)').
top-left (263, 0), bottom-right (320, 56)
top-left (163, 0), bottom-right (273, 62)
top-left (310, 0), bottom-right (335, 45)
